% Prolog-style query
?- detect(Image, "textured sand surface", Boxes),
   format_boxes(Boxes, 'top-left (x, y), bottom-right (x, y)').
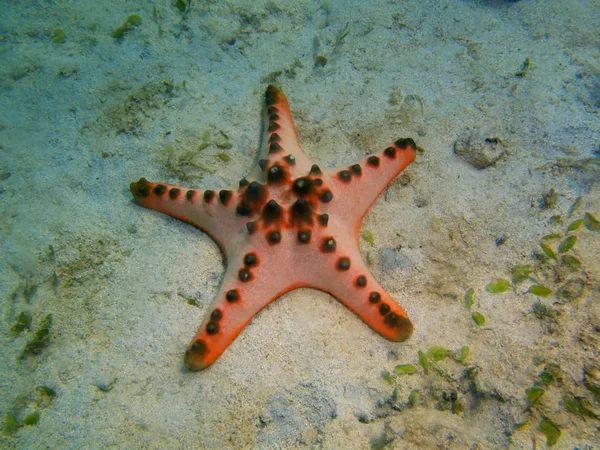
top-left (0, 0), bottom-right (598, 448)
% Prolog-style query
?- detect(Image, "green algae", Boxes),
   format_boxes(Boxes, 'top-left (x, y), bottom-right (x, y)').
top-left (537, 417), bottom-right (560, 447)
top-left (426, 346), bottom-right (448, 362)
top-left (11, 311), bottom-right (32, 334)
top-left (22, 314), bottom-right (52, 357)
top-left (471, 311), bottom-right (485, 326)
top-left (512, 264), bottom-right (533, 284)
top-left (52, 28), bottom-right (65, 44)
top-left (528, 285), bottom-right (553, 297)
top-left (113, 14), bottom-right (142, 40)
top-left (464, 288), bottom-right (475, 309)
top-left (486, 279), bottom-right (511, 293)
top-left (23, 412), bottom-right (39, 426)
top-left (558, 235), bottom-right (577, 253)
top-left (525, 386), bottom-right (544, 405)
top-left (394, 364), bottom-right (417, 375)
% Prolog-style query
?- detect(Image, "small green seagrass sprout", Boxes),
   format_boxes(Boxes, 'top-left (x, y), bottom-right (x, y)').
top-left (562, 395), bottom-right (599, 419)
top-left (113, 14), bottom-right (142, 40)
top-left (362, 230), bottom-right (375, 244)
top-left (52, 28), bottom-right (65, 44)
top-left (538, 417), bottom-right (561, 447)
top-left (11, 311), bottom-right (32, 333)
top-left (525, 386), bottom-right (544, 405)
top-left (511, 264), bottom-right (533, 284)
top-left (453, 346), bottom-right (470, 363)
top-left (23, 412), bottom-right (39, 426)
top-left (4, 413), bottom-right (20, 435)
top-left (464, 288), bottom-right (475, 309)
top-left (584, 212), bottom-right (600, 231)
top-left (426, 346), bottom-right (448, 361)
top-left (528, 285), bottom-right (553, 297)
top-left (486, 278), bottom-right (511, 293)
top-left (37, 386), bottom-right (56, 398)
top-left (22, 314), bottom-right (53, 357)
top-left (394, 364), bottom-right (417, 375)
top-left (174, 0), bottom-right (188, 12)
top-left (216, 152), bottom-right (231, 162)
top-left (471, 311), bottom-right (485, 326)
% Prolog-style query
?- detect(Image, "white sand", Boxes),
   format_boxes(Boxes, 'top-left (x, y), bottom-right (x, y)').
top-left (0, 0), bottom-right (598, 448)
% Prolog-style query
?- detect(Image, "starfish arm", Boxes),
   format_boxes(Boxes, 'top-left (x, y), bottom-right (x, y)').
top-left (324, 138), bottom-right (417, 230)
top-left (307, 238), bottom-right (413, 342)
top-left (248, 85), bottom-right (314, 180)
top-left (130, 178), bottom-right (245, 254)
top-left (183, 245), bottom-right (306, 371)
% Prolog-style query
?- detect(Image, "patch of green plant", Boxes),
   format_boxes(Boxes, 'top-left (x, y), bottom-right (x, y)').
top-left (540, 188), bottom-right (558, 209)
top-left (485, 204), bottom-right (590, 338)
top-left (515, 56), bottom-right (531, 77)
top-left (538, 363), bottom-right (561, 386)
top-left (486, 278), bottom-right (511, 293)
top-left (3, 413), bottom-right (20, 435)
top-left (532, 300), bottom-right (553, 319)
top-left (541, 233), bottom-right (562, 240)
top-left (334, 22), bottom-right (350, 49)
top-left (528, 285), bottom-right (552, 297)
top-left (370, 422), bottom-right (393, 450)
top-left (540, 242), bottom-right (557, 260)
top-left (511, 264), bottom-right (533, 284)
top-left (562, 395), bottom-right (599, 419)
top-left (584, 377), bottom-right (600, 397)
top-left (174, 0), bottom-right (189, 12)
top-left (408, 389), bottom-right (419, 407)
top-left (314, 54), bottom-right (327, 67)
top-left (113, 14), bottom-right (142, 40)
top-left (471, 311), bottom-right (485, 326)
top-left (382, 345), bottom-right (475, 416)
top-left (463, 288), bottom-right (485, 326)
top-left (417, 350), bottom-right (429, 374)
top-left (260, 70), bottom-right (283, 84)
top-left (426, 346), bottom-right (448, 361)
top-left (464, 288), bottom-right (475, 309)
top-left (216, 152), bottom-right (231, 162)
top-left (558, 278), bottom-right (584, 301)
top-left (23, 278), bottom-right (38, 302)
top-left (566, 219), bottom-right (583, 232)
top-left (561, 254), bottom-right (581, 271)
top-left (549, 214), bottom-right (562, 225)
top-left (362, 230), bottom-right (375, 244)
top-left (37, 386), bottom-right (56, 398)
top-left (437, 391), bottom-right (465, 414)
top-left (22, 314), bottom-right (52, 357)
top-left (212, 130), bottom-right (231, 149)
top-left (380, 369), bottom-right (394, 384)
top-left (525, 386), bottom-right (544, 405)
top-left (558, 235), bottom-right (576, 253)
top-left (23, 412), bottom-right (39, 426)
top-left (11, 311), bottom-right (32, 333)
top-left (453, 346), bottom-right (470, 363)
top-left (537, 417), bottom-right (561, 447)
top-left (52, 28), bottom-right (65, 44)
top-left (394, 364), bottom-right (417, 375)
top-left (584, 212), bottom-right (600, 231)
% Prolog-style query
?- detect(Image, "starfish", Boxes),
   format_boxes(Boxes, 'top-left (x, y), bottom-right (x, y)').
top-left (130, 85), bottom-right (417, 370)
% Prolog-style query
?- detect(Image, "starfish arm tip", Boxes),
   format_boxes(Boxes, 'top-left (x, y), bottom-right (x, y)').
top-left (389, 317), bottom-right (413, 342)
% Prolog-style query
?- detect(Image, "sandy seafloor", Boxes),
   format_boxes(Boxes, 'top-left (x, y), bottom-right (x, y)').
top-left (1, 0), bottom-right (599, 448)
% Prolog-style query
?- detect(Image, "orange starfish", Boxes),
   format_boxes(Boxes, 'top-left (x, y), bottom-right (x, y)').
top-left (130, 85), bottom-right (417, 370)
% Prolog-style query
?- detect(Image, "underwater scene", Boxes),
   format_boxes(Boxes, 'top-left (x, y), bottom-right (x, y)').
top-left (0, 0), bottom-right (598, 448)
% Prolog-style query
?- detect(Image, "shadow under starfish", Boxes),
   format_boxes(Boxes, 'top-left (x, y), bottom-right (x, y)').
top-left (130, 85), bottom-right (417, 370)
